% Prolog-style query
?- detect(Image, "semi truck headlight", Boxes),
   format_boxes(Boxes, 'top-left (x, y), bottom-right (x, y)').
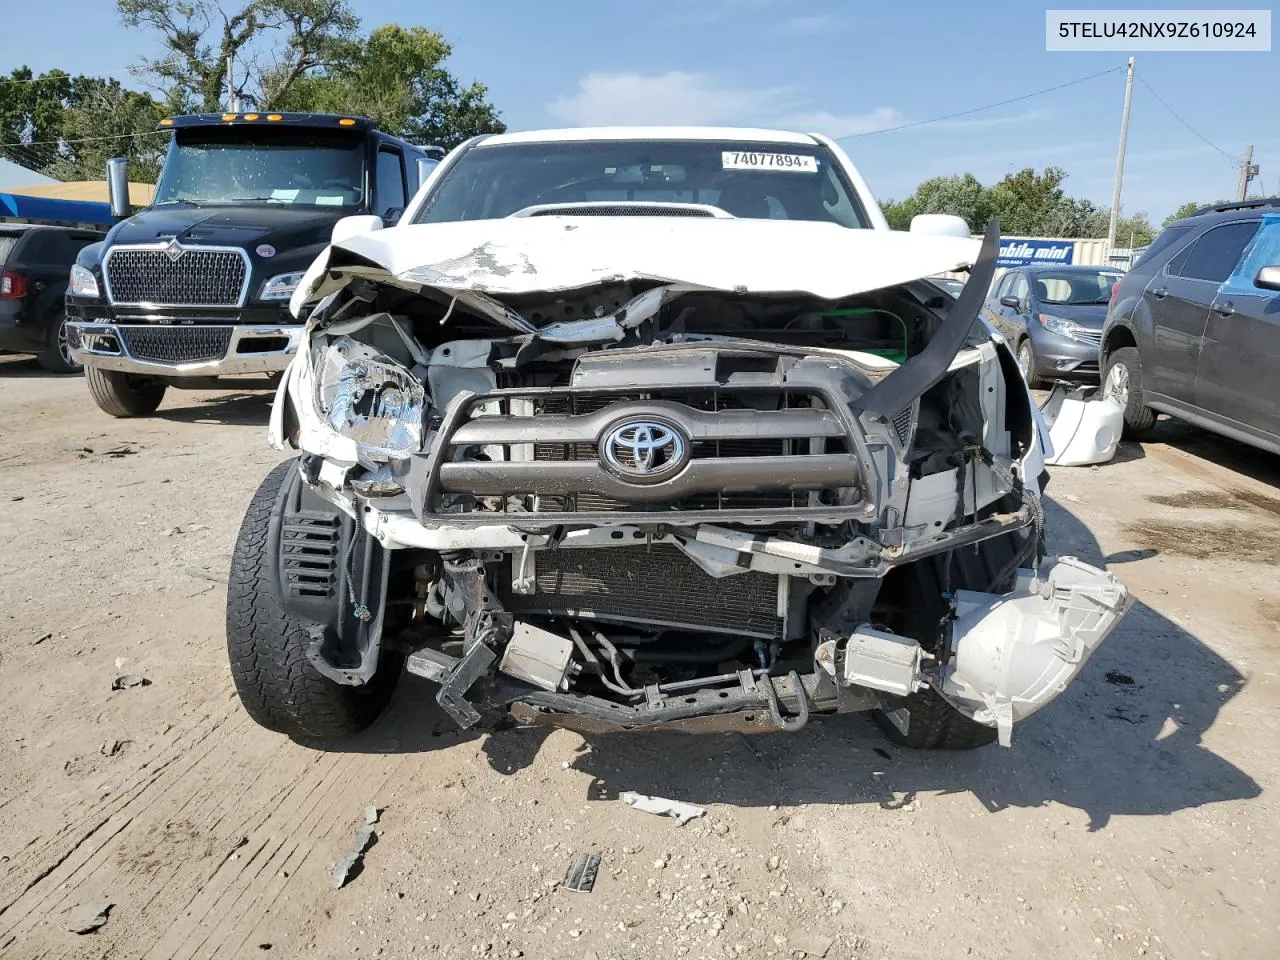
top-left (314, 336), bottom-right (424, 460)
top-left (69, 264), bottom-right (99, 298)
top-left (260, 271), bottom-right (305, 301)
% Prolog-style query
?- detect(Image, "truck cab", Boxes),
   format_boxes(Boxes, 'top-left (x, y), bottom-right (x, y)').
top-left (65, 112), bottom-right (440, 417)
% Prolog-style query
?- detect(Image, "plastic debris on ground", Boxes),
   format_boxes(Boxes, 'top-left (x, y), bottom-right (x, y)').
top-left (1040, 382), bottom-right (1124, 467)
top-left (619, 791), bottom-right (707, 826)
top-left (331, 827), bottom-right (375, 889)
top-left (563, 851), bottom-right (602, 893)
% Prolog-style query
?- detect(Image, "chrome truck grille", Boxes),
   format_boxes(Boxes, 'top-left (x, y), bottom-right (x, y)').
top-left (117, 326), bottom-right (233, 364)
top-left (419, 381), bottom-right (871, 525)
top-left (104, 245), bottom-right (249, 307)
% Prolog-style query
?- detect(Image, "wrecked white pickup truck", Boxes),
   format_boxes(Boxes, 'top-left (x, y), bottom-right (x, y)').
top-left (226, 128), bottom-right (1130, 749)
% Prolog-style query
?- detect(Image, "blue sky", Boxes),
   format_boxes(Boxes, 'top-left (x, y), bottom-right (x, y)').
top-left (5, 0), bottom-right (1277, 221)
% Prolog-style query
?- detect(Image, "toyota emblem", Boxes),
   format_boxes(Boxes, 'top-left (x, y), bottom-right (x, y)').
top-left (600, 419), bottom-right (688, 483)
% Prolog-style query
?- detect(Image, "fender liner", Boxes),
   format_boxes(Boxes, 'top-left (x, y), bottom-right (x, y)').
top-left (268, 461), bottom-right (391, 685)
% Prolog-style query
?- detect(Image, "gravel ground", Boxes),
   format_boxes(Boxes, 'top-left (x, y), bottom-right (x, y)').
top-left (0, 354), bottom-right (1277, 960)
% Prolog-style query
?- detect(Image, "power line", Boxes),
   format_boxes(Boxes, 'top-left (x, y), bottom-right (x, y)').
top-left (2, 128), bottom-right (169, 149)
top-left (1135, 75), bottom-right (1238, 166)
top-left (837, 64), bottom-right (1126, 140)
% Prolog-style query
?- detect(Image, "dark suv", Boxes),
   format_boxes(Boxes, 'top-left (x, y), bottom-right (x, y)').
top-left (1100, 199), bottom-right (1280, 454)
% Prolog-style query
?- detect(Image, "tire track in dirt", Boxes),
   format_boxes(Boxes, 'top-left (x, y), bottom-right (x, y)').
top-left (0, 703), bottom-right (238, 920)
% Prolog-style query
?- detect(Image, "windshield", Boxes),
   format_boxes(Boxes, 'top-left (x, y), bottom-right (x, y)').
top-left (415, 140), bottom-right (869, 227)
top-left (1033, 270), bottom-right (1122, 305)
top-left (153, 129), bottom-right (365, 208)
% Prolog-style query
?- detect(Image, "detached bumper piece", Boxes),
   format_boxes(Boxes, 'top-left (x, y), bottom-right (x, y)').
top-left (67, 321), bottom-right (302, 376)
top-left (940, 556), bottom-right (1131, 744)
top-left (820, 556), bottom-right (1130, 746)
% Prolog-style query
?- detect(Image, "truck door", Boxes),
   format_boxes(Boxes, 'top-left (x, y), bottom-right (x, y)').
top-left (1144, 220), bottom-right (1258, 404)
top-left (374, 146), bottom-right (408, 224)
top-left (1196, 218), bottom-right (1278, 437)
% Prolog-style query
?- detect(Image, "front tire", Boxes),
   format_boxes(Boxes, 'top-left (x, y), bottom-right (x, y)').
top-left (226, 460), bottom-right (399, 742)
top-left (37, 316), bottom-right (83, 374)
top-left (1102, 346), bottom-right (1157, 439)
top-left (875, 689), bottom-right (998, 750)
top-left (1016, 338), bottom-right (1044, 389)
top-left (85, 367), bottom-right (167, 417)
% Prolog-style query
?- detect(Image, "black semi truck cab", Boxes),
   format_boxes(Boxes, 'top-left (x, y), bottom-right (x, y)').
top-left (66, 112), bottom-right (440, 417)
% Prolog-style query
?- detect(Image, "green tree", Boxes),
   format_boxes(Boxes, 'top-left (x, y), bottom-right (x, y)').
top-left (267, 25), bottom-right (504, 148)
top-left (1164, 201), bottom-right (1203, 225)
top-left (0, 68), bottom-right (165, 180)
top-left (880, 173), bottom-right (992, 232)
top-left (117, 1), bottom-right (504, 145)
top-left (986, 167), bottom-right (1068, 235)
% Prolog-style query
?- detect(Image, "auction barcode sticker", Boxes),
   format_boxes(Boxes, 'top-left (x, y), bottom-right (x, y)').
top-left (722, 151), bottom-right (818, 173)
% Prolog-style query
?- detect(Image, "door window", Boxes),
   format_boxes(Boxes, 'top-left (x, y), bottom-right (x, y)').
top-left (1008, 272), bottom-right (1029, 308)
top-left (376, 148), bottom-right (407, 217)
top-left (1170, 221), bottom-right (1261, 283)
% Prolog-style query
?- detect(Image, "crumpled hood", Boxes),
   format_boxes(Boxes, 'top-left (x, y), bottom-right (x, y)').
top-left (290, 217), bottom-right (981, 320)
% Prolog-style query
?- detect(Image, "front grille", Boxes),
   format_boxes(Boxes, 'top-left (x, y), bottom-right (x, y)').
top-left (1074, 329), bottom-right (1103, 346)
top-left (105, 247), bottom-right (247, 306)
top-left (118, 326), bottom-right (232, 364)
top-left (502, 544), bottom-right (783, 638)
top-left (434, 386), bottom-right (862, 520)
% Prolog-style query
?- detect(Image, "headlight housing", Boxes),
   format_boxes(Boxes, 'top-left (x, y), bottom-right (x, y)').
top-left (69, 264), bottom-right (99, 298)
top-left (259, 271), bottom-right (306, 301)
top-left (1038, 313), bottom-right (1085, 340)
top-left (314, 336), bottom-right (424, 460)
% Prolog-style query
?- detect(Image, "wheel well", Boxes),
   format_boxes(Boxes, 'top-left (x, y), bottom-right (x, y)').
top-left (1102, 325), bottom-right (1136, 360)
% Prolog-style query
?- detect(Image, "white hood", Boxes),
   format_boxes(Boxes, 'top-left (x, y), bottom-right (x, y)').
top-left (291, 217), bottom-right (980, 322)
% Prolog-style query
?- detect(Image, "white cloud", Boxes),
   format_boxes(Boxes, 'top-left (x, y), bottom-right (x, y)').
top-left (547, 71), bottom-right (792, 126)
top-left (930, 109), bottom-right (1047, 132)
top-left (782, 14), bottom-right (841, 35)
top-left (776, 107), bottom-right (903, 138)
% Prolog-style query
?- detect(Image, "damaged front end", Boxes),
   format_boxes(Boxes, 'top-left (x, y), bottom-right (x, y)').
top-left (264, 222), bottom-right (1130, 747)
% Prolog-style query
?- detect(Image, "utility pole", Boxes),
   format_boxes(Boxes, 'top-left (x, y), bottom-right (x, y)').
top-left (1236, 145), bottom-right (1256, 201)
top-left (1106, 56), bottom-right (1136, 256)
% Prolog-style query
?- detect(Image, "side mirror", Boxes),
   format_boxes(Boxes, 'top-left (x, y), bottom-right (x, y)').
top-left (106, 157), bottom-right (130, 221)
top-left (999, 295), bottom-right (1020, 309)
top-left (1254, 265), bottom-right (1280, 291)
top-left (331, 214), bottom-right (384, 244)
top-left (381, 207), bottom-right (404, 226)
top-left (909, 213), bottom-right (972, 238)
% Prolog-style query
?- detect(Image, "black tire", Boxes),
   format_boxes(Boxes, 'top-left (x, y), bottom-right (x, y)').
top-left (37, 316), bottom-right (83, 374)
top-left (226, 460), bottom-right (398, 741)
top-left (875, 689), bottom-right (998, 750)
top-left (85, 367), bottom-right (167, 417)
top-left (1016, 338), bottom-right (1044, 389)
top-left (1102, 346), bottom-right (1157, 439)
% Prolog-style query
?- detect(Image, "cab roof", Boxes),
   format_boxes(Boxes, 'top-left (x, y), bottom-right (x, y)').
top-left (480, 126), bottom-right (821, 146)
top-left (157, 112), bottom-right (375, 133)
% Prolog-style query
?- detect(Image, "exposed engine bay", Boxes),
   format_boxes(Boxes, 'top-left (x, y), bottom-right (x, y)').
top-left (265, 223), bottom-right (1130, 747)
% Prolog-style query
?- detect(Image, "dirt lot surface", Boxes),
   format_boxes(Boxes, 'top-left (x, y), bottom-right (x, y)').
top-left (1, 355), bottom-right (1278, 960)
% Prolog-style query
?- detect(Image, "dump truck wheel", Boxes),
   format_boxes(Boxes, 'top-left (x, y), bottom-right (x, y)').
top-left (85, 367), bottom-right (166, 417)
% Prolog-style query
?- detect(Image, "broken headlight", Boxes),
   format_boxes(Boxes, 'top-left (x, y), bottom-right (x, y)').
top-left (314, 336), bottom-right (425, 460)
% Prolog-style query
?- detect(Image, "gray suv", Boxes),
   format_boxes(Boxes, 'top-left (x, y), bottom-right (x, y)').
top-left (1100, 198), bottom-right (1280, 454)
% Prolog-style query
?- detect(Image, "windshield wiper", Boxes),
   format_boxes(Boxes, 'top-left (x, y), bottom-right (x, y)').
top-left (225, 196), bottom-right (291, 204)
